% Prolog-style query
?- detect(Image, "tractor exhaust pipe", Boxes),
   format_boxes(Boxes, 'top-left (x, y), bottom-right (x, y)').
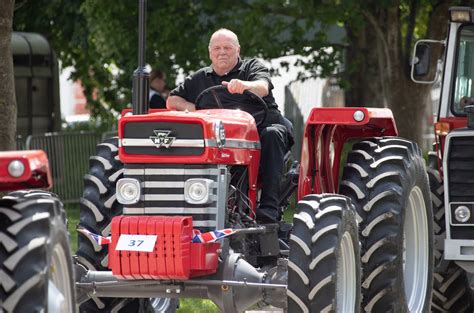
top-left (132, 0), bottom-right (149, 115)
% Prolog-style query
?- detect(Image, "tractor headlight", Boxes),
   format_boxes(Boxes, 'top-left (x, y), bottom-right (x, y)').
top-left (8, 160), bottom-right (25, 178)
top-left (184, 178), bottom-right (213, 204)
top-left (454, 205), bottom-right (471, 223)
top-left (353, 110), bottom-right (365, 122)
top-left (117, 178), bottom-right (141, 204)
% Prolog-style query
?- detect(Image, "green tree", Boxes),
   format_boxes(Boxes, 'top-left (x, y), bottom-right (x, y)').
top-left (342, 0), bottom-right (455, 143)
top-left (0, 0), bottom-right (16, 150)
top-left (12, 0), bottom-right (467, 143)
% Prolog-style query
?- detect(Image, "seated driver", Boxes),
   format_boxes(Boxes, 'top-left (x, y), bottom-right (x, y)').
top-left (167, 28), bottom-right (293, 224)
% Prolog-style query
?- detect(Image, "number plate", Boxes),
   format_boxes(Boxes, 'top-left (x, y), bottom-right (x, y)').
top-left (115, 234), bottom-right (158, 252)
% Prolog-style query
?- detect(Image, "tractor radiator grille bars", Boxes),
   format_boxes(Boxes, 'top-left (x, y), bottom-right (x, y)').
top-left (122, 121), bottom-right (205, 156)
top-left (447, 135), bottom-right (474, 203)
top-left (446, 133), bottom-right (474, 239)
top-left (123, 164), bottom-right (228, 231)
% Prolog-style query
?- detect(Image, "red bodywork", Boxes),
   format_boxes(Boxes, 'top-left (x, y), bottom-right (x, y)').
top-left (109, 215), bottom-right (220, 279)
top-left (113, 107), bottom-right (399, 280)
top-left (0, 150), bottom-right (51, 191)
top-left (298, 107), bottom-right (398, 200)
top-left (119, 109), bottom-right (261, 210)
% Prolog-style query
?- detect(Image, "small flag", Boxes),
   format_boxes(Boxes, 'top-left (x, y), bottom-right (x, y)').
top-left (192, 228), bottom-right (237, 243)
top-left (77, 227), bottom-right (112, 245)
top-left (76, 226), bottom-right (237, 245)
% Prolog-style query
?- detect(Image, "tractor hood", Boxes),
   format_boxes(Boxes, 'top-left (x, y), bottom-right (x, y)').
top-left (118, 109), bottom-right (261, 165)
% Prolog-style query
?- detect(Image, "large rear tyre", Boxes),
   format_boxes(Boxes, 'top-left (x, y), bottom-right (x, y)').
top-left (76, 137), bottom-right (177, 313)
top-left (427, 151), bottom-right (474, 312)
top-left (340, 137), bottom-right (433, 312)
top-left (287, 194), bottom-right (361, 313)
top-left (0, 191), bottom-right (75, 313)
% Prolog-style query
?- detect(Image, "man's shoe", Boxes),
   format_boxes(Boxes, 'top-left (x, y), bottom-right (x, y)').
top-left (256, 206), bottom-right (279, 224)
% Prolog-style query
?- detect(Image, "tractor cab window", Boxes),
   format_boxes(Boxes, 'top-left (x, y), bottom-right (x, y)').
top-left (453, 25), bottom-right (474, 115)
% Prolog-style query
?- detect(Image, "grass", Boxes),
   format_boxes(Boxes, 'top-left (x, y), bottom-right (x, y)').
top-left (176, 299), bottom-right (220, 313)
top-left (65, 204), bottom-right (220, 312)
top-left (66, 204), bottom-right (79, 251)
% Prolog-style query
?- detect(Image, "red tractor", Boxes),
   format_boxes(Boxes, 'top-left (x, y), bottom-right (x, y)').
top-left (0, 150), bottom-right (75, 312)
top-left (74, 1), bottom-right (434, 312)
top-left (411, 6), bottom-right (474, 312)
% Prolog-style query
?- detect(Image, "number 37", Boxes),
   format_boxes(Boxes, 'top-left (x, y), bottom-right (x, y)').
top-left (128, 240), bottom-right (144, 247)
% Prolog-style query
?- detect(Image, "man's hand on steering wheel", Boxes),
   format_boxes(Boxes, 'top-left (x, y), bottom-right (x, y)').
top-left (222, 79), bottom-right (249, 94)
top-left (194, 85), bottom-right (269, 128)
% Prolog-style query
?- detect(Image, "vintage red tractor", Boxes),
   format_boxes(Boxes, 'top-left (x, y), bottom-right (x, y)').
top-left (0, 150), bottom-right (75, 312)
top-left (74, 1), bottom-right (434, 312)
top-left (411, 6), bottom-right (474, 312)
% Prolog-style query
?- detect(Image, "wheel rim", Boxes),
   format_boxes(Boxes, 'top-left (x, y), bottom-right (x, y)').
top-left (150, 297), bottom-right (173, 312)
top-left (49, 243), bottom-right (74, 312)
top-left (336, 231), bottom-right (357, 313)
top-left (403, 186), bottom-right (429, 312)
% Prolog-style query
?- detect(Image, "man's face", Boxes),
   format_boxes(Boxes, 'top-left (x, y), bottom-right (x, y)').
top-left (208, 34), bottom-right (240, 74)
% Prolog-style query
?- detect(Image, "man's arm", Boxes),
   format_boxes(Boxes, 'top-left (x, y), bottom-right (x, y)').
top-left (222, 79), bottom-right (269, 98)
top-left (166, 95), bottom-right (197, 111)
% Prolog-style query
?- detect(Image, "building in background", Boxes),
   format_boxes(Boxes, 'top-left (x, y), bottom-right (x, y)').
top-left (59, 67), bottom-right (90, 126)
top-left (12, 32), bottom-right (61, 137)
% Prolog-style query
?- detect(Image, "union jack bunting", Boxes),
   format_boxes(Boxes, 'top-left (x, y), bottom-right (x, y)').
top-left (76, 227), bottom-right (112, 245)
top-left (192, 228), bottom-right (237, 243)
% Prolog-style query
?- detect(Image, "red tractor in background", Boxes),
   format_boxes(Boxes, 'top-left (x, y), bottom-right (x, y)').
top-left (411, 6), bottom-right (474, 312)
top-left (74, 1), bottom-right (434, 312)
top-left (0, 150), bottom-right (75, 312)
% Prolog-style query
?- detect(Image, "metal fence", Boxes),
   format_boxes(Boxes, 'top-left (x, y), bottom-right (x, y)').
top-left (18, 131), bottom-right (117, 203)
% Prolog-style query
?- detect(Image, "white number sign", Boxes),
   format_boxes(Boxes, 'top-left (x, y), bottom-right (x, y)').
top-left (115, 234), bottom-right (158, 252)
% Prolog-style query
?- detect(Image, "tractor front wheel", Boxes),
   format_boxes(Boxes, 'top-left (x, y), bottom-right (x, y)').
top-left (76, 137), bottom-right (177, 313)
top-left (287, 194), bottom-right (361, 313)
top-left (0, 191), bottom-right (75, 313)
top-left (340, 137), bottom-right (434, 312)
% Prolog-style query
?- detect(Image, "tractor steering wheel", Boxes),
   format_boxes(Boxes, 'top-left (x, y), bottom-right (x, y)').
top-left (194, 85), bottom-right (268, 128)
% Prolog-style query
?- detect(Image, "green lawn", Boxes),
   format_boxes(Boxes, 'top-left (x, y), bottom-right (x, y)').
top-left (66, 204), bottom-right (79, 251)
top-left (65, 204), bottom-right (220, 312)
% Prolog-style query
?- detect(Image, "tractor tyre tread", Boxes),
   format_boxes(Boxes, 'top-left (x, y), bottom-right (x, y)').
top-left (0, 191), bottom-right (75, 313)
top-left (340, 137), bottom-right (433, 312)
top-left (287, 194), bottom-right (361, 313)
top-left (76, 137), bottom-right (140, 313)
top-left (76, 137), bottom-right (177, 313)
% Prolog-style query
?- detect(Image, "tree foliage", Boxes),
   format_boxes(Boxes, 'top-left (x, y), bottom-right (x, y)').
top-left (12, 0), bottom-right (468, 141)
top-left (13, 1), bottom-right (343, 124)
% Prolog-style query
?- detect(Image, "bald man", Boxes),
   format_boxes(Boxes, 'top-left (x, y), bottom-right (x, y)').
top-left (167, 28), bottom-right (293, 224)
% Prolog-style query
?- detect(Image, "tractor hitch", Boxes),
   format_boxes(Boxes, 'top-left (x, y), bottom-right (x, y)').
top-left (75, 254), bottom-right (288, 312)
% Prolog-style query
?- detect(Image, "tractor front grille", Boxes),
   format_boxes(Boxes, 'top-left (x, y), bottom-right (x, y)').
top-left (447, 135), bottom-right (474, 203)
top-left (121, 121), bottom-right (205, 156)
top-left (123, 164), bottom-right (228, 231)
top-left (446, 132), bottom-right (474, 239)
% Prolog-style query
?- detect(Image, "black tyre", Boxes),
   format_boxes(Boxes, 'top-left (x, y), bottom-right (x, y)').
top-left (287, 194), bottom-right (361, 313)
top-left (76, 137), bottom-right (177, 313)
top-left (339, 137), bottom-right (433, 312)
top-left (427, 151), bottom-right (445, 266)
top-left (0, 190), bottom-right (75, 312)
top-left (427, 151), bottom-right (474, 312)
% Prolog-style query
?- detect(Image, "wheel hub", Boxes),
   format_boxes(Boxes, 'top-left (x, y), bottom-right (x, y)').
top-left (49, 243), bottom-right (74, 312)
